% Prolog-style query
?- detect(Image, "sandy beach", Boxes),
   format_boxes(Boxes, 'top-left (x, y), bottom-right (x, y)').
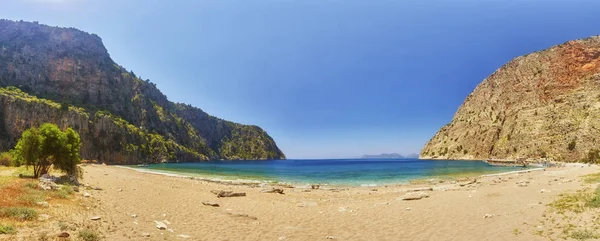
top-left (28, 163), bottom-right (589, 241)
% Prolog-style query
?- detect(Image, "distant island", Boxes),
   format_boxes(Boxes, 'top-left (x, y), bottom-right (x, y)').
top-left (361, 153), bottom-right (405, 159)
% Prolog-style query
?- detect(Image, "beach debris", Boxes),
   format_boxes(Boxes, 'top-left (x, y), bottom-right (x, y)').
top-left (36, 201), bottom-right (49, 208)
top-left (131, 214), bottom-right (138, 218)
top-left (261, 188), bottom-right (285, 194)
top-left (516, 180), bottom-right (530, 187)
top-left (142, 232), bottom-right (150, 237)
top-left (458, 179), bottom-right (477, 187)
top-left (38, 214), bottom-right (51, 221)
top-left (202, 201), bottom-right (220, 207)
top-left (155, 220), bottom-right (168, 230)
top-left (228, 213), bottom-right (258, 220)
top-left (178, 234), bottom-right (190, 239)
top-left (540, 189), bottom-right (550, 193)
top-left (298, 201), bottom-right (318, 207)
top-left (326, 236), bottom-right (337, 239)
top-left (406, 207), bottom-right (411, 211)
top-left (402, 191), bottom-right (429, 200)
top-left (58, 232), bottom-right (70, 238)
top-left (91, 216), bottom-right (101, 221)
top-left (484, 214), bottom-right (494, 219)
top-left (407, 187), bottom-right (434, 192)
top-left (215, 190), bottom-right (247, 198)
top-left (311, 185), bottom-right (320, 190)
top-left (83, 192), bottom-right (91, 198)
top-left (118, 188), bottom-right (123, 192)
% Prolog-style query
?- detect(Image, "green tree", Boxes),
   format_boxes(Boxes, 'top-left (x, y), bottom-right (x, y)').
top-left (15, 123), bottom-right (82, 178)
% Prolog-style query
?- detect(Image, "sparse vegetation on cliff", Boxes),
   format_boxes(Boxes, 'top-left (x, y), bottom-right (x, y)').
top-left (421, 35), bottom-right (600, 161)
top-left (0, 19), bottom-right (285, 163)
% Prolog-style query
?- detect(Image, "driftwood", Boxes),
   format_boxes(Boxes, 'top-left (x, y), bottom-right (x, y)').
top-left (211, 190), bottom-right (247, 198)
top-left (260, 188), bottom-right (284, 194)
top-left (202, 201), bottom-right (220, 207)
top-left (458, 179), bottom-right (477, 187)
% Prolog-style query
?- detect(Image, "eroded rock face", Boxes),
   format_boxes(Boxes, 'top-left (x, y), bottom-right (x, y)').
top-left (421, 35), bottom-right (600, 162)
top-left (0, 20), bottom-right (285, 163)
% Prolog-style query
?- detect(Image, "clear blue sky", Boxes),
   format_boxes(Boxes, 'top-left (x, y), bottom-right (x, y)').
top-left (2, 0), bottom-right (600, 159)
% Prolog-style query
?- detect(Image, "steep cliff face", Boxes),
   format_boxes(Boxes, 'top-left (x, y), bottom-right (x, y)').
top-left (0, 20), bottom-right (285, 163)
top-left (421, 35), bottom-right (600, 162)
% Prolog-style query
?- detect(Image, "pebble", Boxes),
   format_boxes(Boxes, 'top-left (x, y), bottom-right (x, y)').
top-left (178, 234), bottom-right (190, 239)
top-left (142, 232), bottom-right (150, 237)
top-left (83, 192), bottom-right (91, 198)
top-left (91, 216), bottom-right (101, 221)
top-left (131, 214), bottom-right (138, 218)
top-left (484, 214), bottom-right (494, 219)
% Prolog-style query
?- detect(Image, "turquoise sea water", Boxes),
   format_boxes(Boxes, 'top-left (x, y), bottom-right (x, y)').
top-left (134, 159), bottom-right (528, 186)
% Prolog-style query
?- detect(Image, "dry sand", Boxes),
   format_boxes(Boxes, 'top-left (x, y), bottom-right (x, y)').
top-left (66, 163), bottom-right (600, 241)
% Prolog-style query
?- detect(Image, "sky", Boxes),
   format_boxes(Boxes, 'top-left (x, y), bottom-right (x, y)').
top-left (2, 0), bottom-right (600, 159)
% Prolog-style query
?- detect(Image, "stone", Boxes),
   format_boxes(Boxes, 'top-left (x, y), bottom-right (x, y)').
top-left (260, 188), bottom-right (284, 194)
top-left (406, 207), bottom-right (411, 211)
top-left (83, 192), bottom-right (91, 198)
top-left (402, 191), bottom-right (429, 200)
top-left (73, 186), bottom-right (79, 192)
top-left (93, 186), bottom-right (103, 191)
top-left (326, 236), bottom-right (337, 239)
top-left (540, 189), bottom-right (550, 193)
top-left (155, 220), bottom-right (168, 230)
top-left (131, 214), bottom-right (138, 218)
top-left (484, 214), bottom-right (494, 219)
top-left (36, 201), bottom-right (49, 208)
top-left (178, 234), bottom-right (190, 239)
top-left (38, 214), bottom-right (51, 221)
top-left (142, 232), bottom-right (150, 237)
top-left (202, 201), bottom-right (220, 207)
top-left (91, 216), bottom-right (101, 221)
top-left (58, 232), bottom-right (70, 238)
top-left (311, 185), bottom-right (320, 190)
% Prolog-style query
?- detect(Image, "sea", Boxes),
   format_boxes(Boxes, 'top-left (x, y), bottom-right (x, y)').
top-left (131, 158), bottom-right (529, 186)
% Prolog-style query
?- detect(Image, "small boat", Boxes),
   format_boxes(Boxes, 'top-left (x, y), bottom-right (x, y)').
top-left (137, 163), bottom-right (149, 168)
top-left (486, 159), bottom-right (526, 167)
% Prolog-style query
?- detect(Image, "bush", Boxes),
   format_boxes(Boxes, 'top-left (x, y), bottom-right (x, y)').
top-left (15, 123), bottom-right (82, 178)
top-left (586, 149), bottom-right (600, 164)
top-left (0, 224), bottom-right (16, 234)
top-left (0, 207), bottom-right (38, 221)
top-left (568, 139), bottom-right (577, 151)
top-left (78, 229), bottom-right (100, 241)
top-left (0, 151), bottom-right (20, 167)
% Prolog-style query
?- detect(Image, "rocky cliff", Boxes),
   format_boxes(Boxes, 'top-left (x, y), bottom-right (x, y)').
top-left (0, 20), bottom-right (285, 164)
top-left (420, 35), bottom-right (600, 162)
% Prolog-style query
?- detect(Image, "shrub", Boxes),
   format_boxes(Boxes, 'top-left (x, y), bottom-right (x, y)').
top-left (586, 149), bottom-right (600, 164)
top-left (0, 224), bottom-right (16, 234)
top-left (78, 229), bottom-right (100, 241)
top-left (0, 151), bottom-right (20, 167)
top-left (570, 229), bottom-right (599, 240)
top-left (568, 139), bottom-right (577, 151)
top-left (0, 207), bottom-right (38, 221)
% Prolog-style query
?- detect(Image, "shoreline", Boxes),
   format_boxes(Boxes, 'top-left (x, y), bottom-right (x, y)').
top-left (113, 163), bottom-right (551, 188)
top-left (71, 161), bottom-right (600, 241)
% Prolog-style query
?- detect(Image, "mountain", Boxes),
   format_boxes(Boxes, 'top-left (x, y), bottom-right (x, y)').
top-left (0, 19), bottom-right (285, 164)
top-left (420, 35), bottom-right (600, 162)
top-left (405, 153), bottom-right (419, 159)
top-left (361, 153), bottom-right (404, 159)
